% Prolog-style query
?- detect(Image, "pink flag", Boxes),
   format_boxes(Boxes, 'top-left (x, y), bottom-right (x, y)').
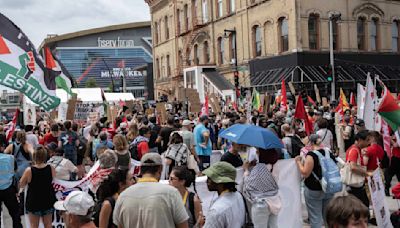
top-left (381, 118), bottom-right (392, 158)
top-left (200, 95), bottom-right (209, 116)
top-left (280, 80), bottom-right (287, 112)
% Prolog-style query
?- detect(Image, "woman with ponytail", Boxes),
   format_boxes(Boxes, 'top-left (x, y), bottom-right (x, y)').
top-left (169, 166), bottom-right (203, 228)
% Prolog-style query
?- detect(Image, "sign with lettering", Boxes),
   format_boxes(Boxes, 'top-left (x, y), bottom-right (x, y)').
top-left (97, 37), bottom-right (135, 48)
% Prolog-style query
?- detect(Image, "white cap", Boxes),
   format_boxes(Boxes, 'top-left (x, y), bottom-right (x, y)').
top-left (182, 120), bottom-right (194, 126)
top-left (54, 191), bottom-right (94, 216)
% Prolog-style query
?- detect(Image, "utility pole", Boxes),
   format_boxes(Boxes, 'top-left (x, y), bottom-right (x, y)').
top-left (329, 13), bottom-right (341, 101)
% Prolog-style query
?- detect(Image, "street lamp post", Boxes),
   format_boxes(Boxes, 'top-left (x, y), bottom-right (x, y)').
top-left (329, 13), bottom-right (341, 101)
top-left (224, 28), bottom-right (239, 100)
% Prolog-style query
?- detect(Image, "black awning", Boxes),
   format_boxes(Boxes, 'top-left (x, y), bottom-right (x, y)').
top-left (249, 52), bottom-right (400, 93)
top-left (203, 69), bottom-right (234, 90)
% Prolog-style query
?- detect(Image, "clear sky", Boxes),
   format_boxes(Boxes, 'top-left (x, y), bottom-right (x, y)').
top-left (0, 0), bottom-right (151, 92)
top-left (1, 0), bottom-right (151, 46)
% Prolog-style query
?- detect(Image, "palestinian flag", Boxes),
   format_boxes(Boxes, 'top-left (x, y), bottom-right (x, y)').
top-left (0, 13), bottom-right (60, 111)
top-left (377, 84), bottom-right (400, 130)
top-left (44, 47), bottom-right (74, 95)
top-left (252, 88), bottom-right (260, 110)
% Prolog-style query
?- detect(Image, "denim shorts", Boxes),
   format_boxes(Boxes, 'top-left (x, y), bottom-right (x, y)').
top-left (28, 208), bottom-right (55, 216)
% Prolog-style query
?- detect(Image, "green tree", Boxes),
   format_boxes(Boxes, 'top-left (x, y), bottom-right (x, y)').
top-left (85, 78), bottom-right (97, 88)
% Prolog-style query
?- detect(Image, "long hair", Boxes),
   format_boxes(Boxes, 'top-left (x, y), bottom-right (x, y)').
top-left (171, 166), bottom-right (197, 193)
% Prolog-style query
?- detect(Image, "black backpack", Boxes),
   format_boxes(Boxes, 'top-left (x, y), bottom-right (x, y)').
top-left (288, 135), bottom-right (304, 158)
top-left (129, 143), bottom-right (140, 161)
top-left (188, 192), bottom-right (196, 224)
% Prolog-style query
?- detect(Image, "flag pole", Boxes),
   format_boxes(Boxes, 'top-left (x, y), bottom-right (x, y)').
top-left (373, 74), bottom-right (378, 131)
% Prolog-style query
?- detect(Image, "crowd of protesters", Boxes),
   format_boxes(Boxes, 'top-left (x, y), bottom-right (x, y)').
top-left (0, 98), bottom-right (398, 228)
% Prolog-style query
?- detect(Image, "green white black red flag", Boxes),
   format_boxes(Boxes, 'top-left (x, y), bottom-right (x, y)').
top-left (0, 13), bottom-right (60, 111)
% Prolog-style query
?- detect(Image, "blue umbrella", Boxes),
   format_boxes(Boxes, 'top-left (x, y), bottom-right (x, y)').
top-left (218, 124), bottom-right (283, 150)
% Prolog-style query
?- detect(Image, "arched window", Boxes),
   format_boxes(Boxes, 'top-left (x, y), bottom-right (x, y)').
top-left (252, 25), bottom-right (262, 57)
top-left (370, 18), bottom-right (379, 51)
top-left (308, 14), bottom-right (320, 50)
top-left (166, 55), bottom-right (171, 76)
top-left (357, 17), bottom-right (366, 50)
top-left (217, 37), bottom-right (224, 65)
top-left (229, 33), bottom-right (236, 61)
top-left (177, 9), bottom-right (181, 34)
top-left (164, 16), bottom-right (169, 40)
top-left (217, 0), bottom-right (223, 18)
top-left (156, 58), bottom-right (160, 78)
top-left (184, 4), bottom-right (189, 31)
top-left (203, 41), bottom-right (210, 63)
top-left (194, 44), bottom-right (199, 65)
top-left (278, 17), bottom-right (289, 52)
top-left (392, 21), bottom-right (400, 52)
top-left (154, 22), bottom-right (158, 44)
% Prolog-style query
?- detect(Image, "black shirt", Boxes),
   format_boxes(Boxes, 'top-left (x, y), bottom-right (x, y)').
top-left (304, 149), bottom-right (336, 191)
top-left (220, 151), bottom-right (243, 168)
top-left (159, 126), bottom-right (175, 153)
top-left (149, 124), bottom-right (161, 149)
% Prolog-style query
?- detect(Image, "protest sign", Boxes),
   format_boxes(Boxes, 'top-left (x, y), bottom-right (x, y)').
top-left (66, 95), bottom-right (77, 120)
top-left (57, 102), bottom-right (68, 122)
top-left (367, 169), bottom-right (393, 228)
top-left (314, 84), bottom-right (321, 104)
top-left (23, 103), bottom-right (36, 126)
top-left (73, 103), bottom-right (101, 124)
top-left (156, 102), bottom-right (167, 124)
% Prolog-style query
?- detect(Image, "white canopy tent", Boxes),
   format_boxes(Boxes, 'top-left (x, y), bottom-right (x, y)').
top-left (104, 93), bottom-right (135, 102)
top-left (56, 88), bottom-right (104, 103)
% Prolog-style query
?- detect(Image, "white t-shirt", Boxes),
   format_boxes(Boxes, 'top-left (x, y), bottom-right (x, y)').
top-left (47, 156), bottom-right (77, 180)
top-left (204, 191), bottom-right (245, 228)
top-left (113, 182), bottom-right (189, 228)
top-left (317, 128), bottom-right (333, 149)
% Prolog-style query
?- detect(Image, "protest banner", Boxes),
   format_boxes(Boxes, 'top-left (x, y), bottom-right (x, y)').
top-left (73, 103), bottom-right (101, 124)
top-left (367, 169), bottom-right (393, 228)
top-left (57, 102), bottom-right (68, 122)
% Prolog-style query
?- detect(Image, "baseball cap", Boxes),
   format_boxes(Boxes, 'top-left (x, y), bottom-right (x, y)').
top-left (203, 161), bottom-right (236, 184)
top-left (182, 120), bottom-right (193, 126)
top-left (141, 153), bottom-right (162, 166)
top-left (355, 119), bottom-right (365, 126)
top-left (54, 191), bottom-right (94, 216)
top-left (46, 142), bottom-right (58, 151)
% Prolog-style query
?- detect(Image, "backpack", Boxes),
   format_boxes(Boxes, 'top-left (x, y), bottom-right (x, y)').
top-left (312, 149), bottom-right (342, 194)
top-left (91, 138), bottom-right (100, 161)
top-left (77, 136), bottom-right (87, 158)
top-left (188, 192), bottom-right (196, 224)
top-left (288, 135), bottom-right (304, 158)
top-left (129, 142), bottom-right (140, 161)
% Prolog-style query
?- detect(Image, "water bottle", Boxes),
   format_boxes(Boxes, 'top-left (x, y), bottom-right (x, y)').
top-left (252, 197), bottom-right (269, 227)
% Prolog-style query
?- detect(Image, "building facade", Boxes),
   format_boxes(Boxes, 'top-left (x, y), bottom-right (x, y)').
top-left (41, 22), bottom-right (155, 100)
top-left (145, 0), bottom-right (400, 100)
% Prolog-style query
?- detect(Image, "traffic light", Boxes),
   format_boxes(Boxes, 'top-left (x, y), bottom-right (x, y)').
top-left (234, 71), bottom-right (239, 87)
top-left (324, 64), bottom-right (333, 82)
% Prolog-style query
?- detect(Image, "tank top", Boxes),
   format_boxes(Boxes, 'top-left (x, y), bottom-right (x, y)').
top-left (26, 165), bottom-right (56, 212)
top-left (116, 151), bottom-right (131, 169)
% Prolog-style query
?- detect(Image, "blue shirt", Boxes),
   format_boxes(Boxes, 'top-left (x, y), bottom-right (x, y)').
top-left (194, 123), bottom-right (212, 156)
top-left (0, 153), bottom-right (14, 190)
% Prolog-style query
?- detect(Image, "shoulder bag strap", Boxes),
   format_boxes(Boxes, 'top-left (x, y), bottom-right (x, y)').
top-left (239, 192), bottom-right (253, 226)
top-left (188, 192), bottom-right (196, 224)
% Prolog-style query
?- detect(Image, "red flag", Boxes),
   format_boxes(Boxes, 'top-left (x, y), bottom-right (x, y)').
top-left (280, 80), bottom-right (287, 112)
top-left (44, 47), bottom-right (56, 69)
top-left (294, 95), bottom-right (313, 135)
top-left (307, 96), bottom-right (316, 107)
top-left (350, 92), bottom-right (356, 106)
top-left (6, 109), bottom-right (19, 142)
top-left (0, 35), bottom-right (11, 55)
top-left (119, 100), bottom-right (126, 107)
top-left (200, 95), bottom-right (209, 116)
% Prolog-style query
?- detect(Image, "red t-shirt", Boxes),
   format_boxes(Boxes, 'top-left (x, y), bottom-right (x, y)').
top-left (365, 144), bottom-right (384, 171)
top-left (392, 147), bottom-right (400, 158)
top-left (43, 133), bottom-right (58, 145)
top-left (346, 145), bottom-right (363, 165)
top-left (137, 141), bottom-right (149, 160)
